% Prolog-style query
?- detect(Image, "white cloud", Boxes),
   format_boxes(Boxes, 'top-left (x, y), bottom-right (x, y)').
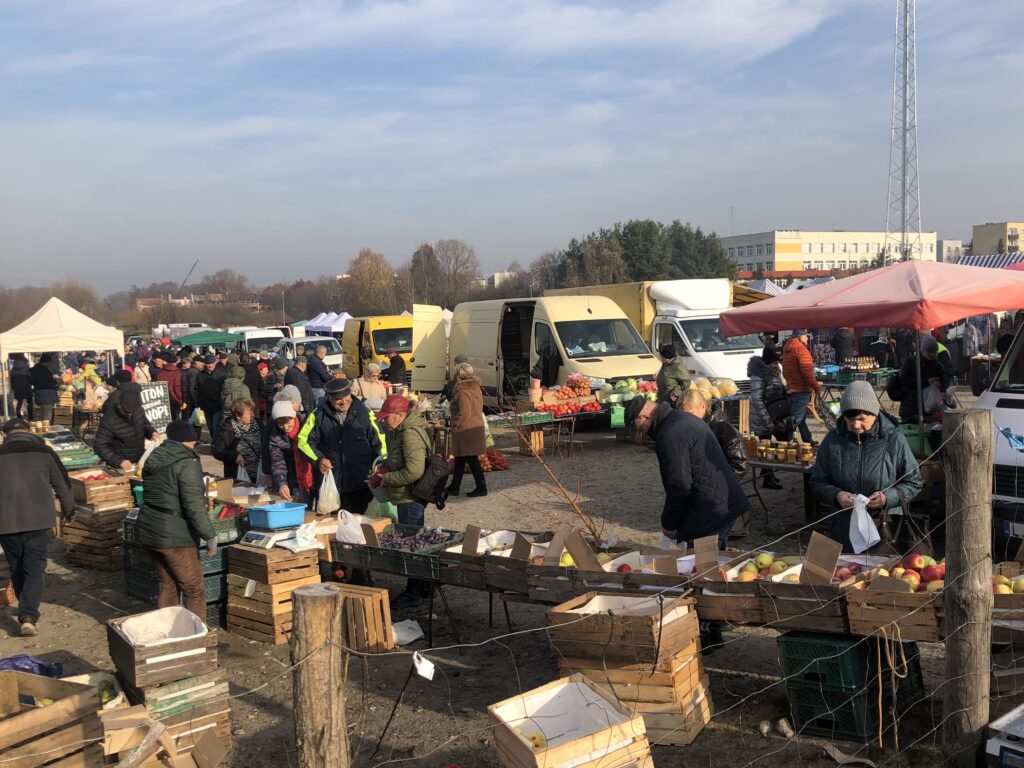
top-left (9, 49), bottom-right (97, 73)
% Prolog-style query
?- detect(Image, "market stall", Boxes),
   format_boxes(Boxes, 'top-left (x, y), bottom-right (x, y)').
top-left (0, 297), bottom-right (123, 418)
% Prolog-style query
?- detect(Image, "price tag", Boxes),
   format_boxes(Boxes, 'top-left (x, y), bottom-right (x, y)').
top-left (412, 652), bottom-right (435, 681)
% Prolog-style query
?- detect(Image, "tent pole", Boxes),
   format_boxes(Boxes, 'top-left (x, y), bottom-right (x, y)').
top-left (916, 330), bottom-right (925, 456)
top-left (2, 352), bottom-right (8, 419)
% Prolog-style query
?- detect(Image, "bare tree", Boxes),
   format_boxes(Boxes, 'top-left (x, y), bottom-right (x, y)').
top-left (530, 249), bottom-right (563, 291)
top-left (345, 248), bottom-right (401, 315)
top-left (408, 242), bottom-right (444, 305)
top-left (433, 239), bottom-right (480, 309)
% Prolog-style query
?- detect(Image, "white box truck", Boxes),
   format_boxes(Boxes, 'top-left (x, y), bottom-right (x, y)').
top-left (412, 297), bottom-right (659, 405)
top-left (545, 279), bottom-right (768, 391)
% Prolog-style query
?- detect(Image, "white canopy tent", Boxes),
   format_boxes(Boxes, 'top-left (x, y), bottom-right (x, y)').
top-left (306, 311), bottom-right (352, 335)
top-left (0, 297), bottom-right (123, 416)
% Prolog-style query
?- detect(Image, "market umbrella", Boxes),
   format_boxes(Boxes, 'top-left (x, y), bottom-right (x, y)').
top-left (1004, 262), bottom-right (1024, 272)
top-left (720, 260), bottom-right (1024, 451)
top-left (175, 330), bottom-right (242, 347)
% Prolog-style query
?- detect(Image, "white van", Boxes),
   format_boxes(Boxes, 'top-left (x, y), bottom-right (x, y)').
top-left (239, 328), bottom-right (285, 356)
top-left (274, 336), bottom-right (344, 371)
top-left (413, 296), bottom-right (659, 404)
top-left (978, 332), bottom-right (1024, 558)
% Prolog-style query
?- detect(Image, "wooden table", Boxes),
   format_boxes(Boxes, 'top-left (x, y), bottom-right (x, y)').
top-left (748, 458), bottom-right (819, 526)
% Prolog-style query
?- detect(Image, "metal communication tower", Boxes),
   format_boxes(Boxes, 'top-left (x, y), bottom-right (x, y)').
top-left (884, 0), bottom-right (921, 264)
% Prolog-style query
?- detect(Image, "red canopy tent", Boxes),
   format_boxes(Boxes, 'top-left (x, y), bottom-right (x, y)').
top-left (720, 260), bottom-right (1024, 337)
top-left (1005, 262), bottom-right (1024, 273)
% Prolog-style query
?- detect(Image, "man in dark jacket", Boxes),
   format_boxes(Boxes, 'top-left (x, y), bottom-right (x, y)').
top-left (9, 354), bottom-right (33, 419)
top-left (829, 327), bottom-right (857, 365)
top-left (382, 348), bottom-right (407, 385)
top-left (94, 388), bottom-right (158, 469)
top-left (30, 354), bottom-right (59, 423)
top-left (0, 419), bottom-right (75, 636)
top-left (625, 397), bottom-right (748, 549)
top-left (897, 335), bottom-right (950, 424)
top-left (306, 345), bottom-right (333, 403)
top-left (154, 353), bottom-right (185, 420)
top-left (136, 420), bottom-right (217, 616)
top-left (182, 356), bottom-right (205, 418)
top-left (298, 378), bottom-right (384, 514)
top-left (198, 355), bottom-right (226, 443)
top-left (285, 357), bottom-right (316, 414)
top-left (656, 344), bottom-right (691, 407)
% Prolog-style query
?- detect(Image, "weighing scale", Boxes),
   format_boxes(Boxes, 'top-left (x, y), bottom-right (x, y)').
top-left (987, 702), bottom-right (1024, 767)
top-left (238, 529), bottom-right (297, 550)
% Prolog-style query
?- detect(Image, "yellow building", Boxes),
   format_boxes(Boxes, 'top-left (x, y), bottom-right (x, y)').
top-left (971, 222), bottom-right (1024, 255)
top-left (721, 230), bottom-right (938, 272)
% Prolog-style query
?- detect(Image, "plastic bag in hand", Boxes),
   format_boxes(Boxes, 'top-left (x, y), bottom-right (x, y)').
top-left (236, 465), bottom-right (252, 484)
top-left (318, 471), bottom-right (341, 515)
top-left (848, 494), bottom-right (881, 554)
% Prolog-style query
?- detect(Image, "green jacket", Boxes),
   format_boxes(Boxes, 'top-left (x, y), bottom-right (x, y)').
top-left (380, 410), bottom-right (429, 505)
top-left (657, 357), bottom-right (691, 406)
top-left (221, 366), bottom-right (252, 414)
top-left (137, 440), bottom-right (217, 549)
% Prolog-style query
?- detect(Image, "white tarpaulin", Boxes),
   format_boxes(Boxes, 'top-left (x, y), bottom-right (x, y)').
top-left (0, 297), bottom-right (122, 355)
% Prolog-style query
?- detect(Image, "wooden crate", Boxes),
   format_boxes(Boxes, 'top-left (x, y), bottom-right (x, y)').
top-left (107, 612), bottom-right (219, 688)
top-left (721, 396), bottom-right (750, 435)
top-left (0, 671), bottom-right (105, 768)
top-left (759, 581), bottom-right (849, 634)
top-left (330, 583), bottom-right (394, 653)
top-left (488, 674), bottom-right (651, 768)
top-left (68, 470), bottom-right (132, 508)
top-left (525, 546), bottom-right (636, 604)
top-left (227, 545), bottom-right (319, 585)
top-left (226, 571), bottom-right (320, 645)
top-left (482, 533), bottom-right (555, 594)
top-left (518, 427), bottom-right (545, 457)
top-left (546, 593), bottom-right (698, 663)
top-left (845, 587), bottom-right (943, 642)
top-left (695, 582), bottom-right (765, 625)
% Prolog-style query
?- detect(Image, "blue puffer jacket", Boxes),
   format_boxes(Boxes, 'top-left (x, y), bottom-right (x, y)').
top-left (809, 412), bottom-right (923, 551)
top-left (747, 356), bottom-right (793, 438)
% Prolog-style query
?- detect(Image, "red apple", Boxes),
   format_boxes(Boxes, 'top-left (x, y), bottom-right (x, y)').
top-left (847, 563), bottom-right (862, 575)
top-left (901, 571), bottom-right (921, 590)
top-left (616, 564), bottom-right (632, 573)
top-left (902, 553), bottom-right (926, 571)
top-left (920, 564), bottom-right (943, 583)
top-left (926, 579), bottom-right (944, 592)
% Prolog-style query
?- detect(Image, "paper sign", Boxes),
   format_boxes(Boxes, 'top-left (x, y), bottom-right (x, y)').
top-left (799, 532), bottom-right (843, 585)
top-left (462, 525), bottom-right (481, 556)
top-left (509, 533), bottom-right (533, 561)
top-left (647, 555), bottom-right (678, 575)
top-left (412, 651), bottom-right (435, 681)
top-left (139, 381), bottom-right (172, 432)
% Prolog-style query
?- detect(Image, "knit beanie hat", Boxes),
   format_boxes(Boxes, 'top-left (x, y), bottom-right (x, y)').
top-left (839, 380), bottom-right (879, 416)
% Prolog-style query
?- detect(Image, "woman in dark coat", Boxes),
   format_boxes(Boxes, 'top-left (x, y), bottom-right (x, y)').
top-left (747, 347), bottom-right (793, 489)
top-left (9, 354), bottom-right (32, 419)
top-left (446, 363), bottom-right (487, 497)
top-left (810, 381), bottom-right (923, 552)
top-left (213, 398), bottom-right (264, 481)
top-left (266, 400), bottom-right (312, 502)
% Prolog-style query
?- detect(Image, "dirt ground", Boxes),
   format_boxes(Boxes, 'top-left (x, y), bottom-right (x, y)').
top-left (1, 399), bottom-right (958, 768)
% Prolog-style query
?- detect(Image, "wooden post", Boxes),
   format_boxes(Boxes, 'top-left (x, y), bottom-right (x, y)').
top-left (942, 409), bottom-right (992, 768)
top-left (292, 583), bottom-right (349, 768)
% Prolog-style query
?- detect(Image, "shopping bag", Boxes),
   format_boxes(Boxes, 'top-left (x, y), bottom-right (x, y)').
top-left (923, 382), bottom-right (944, 413)
top-left (483, 417), bottom-right (494, 449)
top-left (374, 500), bottom-right (399, 522)
top-left (317, 471), bottom-right (341, 515)
top-left (190, 408), bottom-right (206, 427)
top-left (236, 465), bottom-right (252, 484)
top-left (848, 494), bottom-right (881, 554)
top-left (335, 510), bottom-right (366, 545)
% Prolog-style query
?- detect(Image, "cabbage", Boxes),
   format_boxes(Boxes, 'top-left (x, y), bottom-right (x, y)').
top-left (599, 383), bottom-right (614, 395)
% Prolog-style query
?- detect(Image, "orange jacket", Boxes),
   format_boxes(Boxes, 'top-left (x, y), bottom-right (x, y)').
top-left (782, 337), bottom-right (820, 394)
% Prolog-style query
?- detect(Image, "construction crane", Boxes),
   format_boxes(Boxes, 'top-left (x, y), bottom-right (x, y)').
top-left (178, 259), bottom-right (199, 296)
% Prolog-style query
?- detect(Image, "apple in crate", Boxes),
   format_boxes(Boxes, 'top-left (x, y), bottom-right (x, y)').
top-left (770, 560), bottom-right (789, 575)
top-left (616, 564), bottom-right (632, 573)
top-left (925, 580), bottom-right (944, 592)
top-left (920, 564), bottom-right (943, 583)
top-left (754, 552), bottom-right (774, 570)
top-left (902, 554), bottom-right (926, 571)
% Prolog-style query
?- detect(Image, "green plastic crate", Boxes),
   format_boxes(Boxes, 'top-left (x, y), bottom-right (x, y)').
top-left (123, 513), bottom-right (248, 547)
top-left (778, 632), bottom-right (924, 698)
top-left (124, 566), bottom-right (226, 604)
top-left (786, 684), bottom-right (882, 742)
top-left (124, 543), bottom-right (228, 575)
top-left (330, 524), bottom-right (464, 581)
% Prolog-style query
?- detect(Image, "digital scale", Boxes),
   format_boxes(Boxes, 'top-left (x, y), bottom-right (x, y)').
top-left (987, 702), bottom-right (1024, 767)
top-left (238, 529), bottom-right (297, 550)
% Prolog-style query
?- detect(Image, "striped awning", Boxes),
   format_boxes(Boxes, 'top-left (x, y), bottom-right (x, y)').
top-left (785, 276), bottom-right (836, 293)
top-left (955, 253), bottom-right (1024, 269)
top-left (744, 279), bottom-right (786, 297)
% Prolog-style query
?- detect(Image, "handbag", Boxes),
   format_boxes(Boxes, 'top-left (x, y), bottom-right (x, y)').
top-left (867, 489), bottom-right (934, 557)
top-left (765, 395), bottom-right (792, 423)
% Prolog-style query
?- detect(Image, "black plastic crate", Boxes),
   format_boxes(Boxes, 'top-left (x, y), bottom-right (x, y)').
top-left (124, 542), bottom-right (228, 575)
top-left (123, 511), bottom-right (248, 547)
top-left (124, 566), bottom-right (226, 604)
top-left (329, 524), bottom-right (463, 581)
top-left (778, 632), bottom-right (924, 699)
top-left (787, 684), bottom-right (881, 742)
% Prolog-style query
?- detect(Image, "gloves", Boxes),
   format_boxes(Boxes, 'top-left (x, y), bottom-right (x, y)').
top-left (368, 474), bottom-right (383, 490)
top-left (206, 540), bottom-right (217, 558)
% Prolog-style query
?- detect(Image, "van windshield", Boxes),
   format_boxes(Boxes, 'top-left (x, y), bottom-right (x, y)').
top-left (303, 339), bottom-right (342, 355)
top-left (372, 329), bottom-right (412, 354)
top-left (246, 336), bottom-right (281, 352)
top-left (992, 329), bottom-right (1024, 392)
top-left (555, 319), bottom-right (648, 357)
top-left (680, 319), bottom-right (762, 352)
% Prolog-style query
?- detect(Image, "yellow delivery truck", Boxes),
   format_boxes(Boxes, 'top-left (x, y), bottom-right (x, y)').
top-left (342, 315), bottom-right (414, 384)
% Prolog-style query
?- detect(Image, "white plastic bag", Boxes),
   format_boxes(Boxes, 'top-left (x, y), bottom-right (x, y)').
top-left (923, 381), bottom-right (944, 413)
top-left (318, 471), bottom-right (341, 515)
top-left (134, 442), bottom-right (158, 472)
top-left (236, 465), bottom-right (252, 484)
top-left (336, 510), bottom-right (366, 545)
top-left (276, 521), bottom-right (323, 552)
top-left (848, 494), bottom-right (881, 554)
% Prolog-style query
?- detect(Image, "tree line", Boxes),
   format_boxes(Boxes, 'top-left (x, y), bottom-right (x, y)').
top-left (0, 220), bottom-right (734, 333)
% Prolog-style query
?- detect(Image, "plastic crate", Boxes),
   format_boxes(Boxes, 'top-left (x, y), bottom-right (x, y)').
top-left (124, 567), bottom-right (226, 604)
top-left (786, 684), bottom-right (881, 742)
top-left (247, 501), bottom-right (306, 530)
top-left (330, 524), bottom-right (464, 581)
top-left (778, 632), bottom-right (872, 691)
top-left (123, 512), bottom-right (248, 546)
top-left (124, 541), bottom-right (229, 575)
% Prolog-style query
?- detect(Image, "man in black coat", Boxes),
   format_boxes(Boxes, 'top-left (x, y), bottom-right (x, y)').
top-left (182, 356), bottom-right (205, 418)
top-left (285, 356), bottom-right (316, 414)
top-left (9, 354), bottom-right (33, 419)
top-left (29, 354), bottom-right (59, 423)
top-left (0, 419), bottom-right (75, 636)
top-left (306, 346), bottom-right (333, 404)
top-left (625, 397), bottom-right (748, 550)
top-left (198, 355), bottom-right (226, 443)
top-left (94, 388), bottom-right (158, 469)
top-left (382, 348), bottom-right (407, 385)
top-left (829, 327), bottom-right (857, 365)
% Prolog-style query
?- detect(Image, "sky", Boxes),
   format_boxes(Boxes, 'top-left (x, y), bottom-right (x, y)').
top-left (1, 0), bottom-right (1022, 292)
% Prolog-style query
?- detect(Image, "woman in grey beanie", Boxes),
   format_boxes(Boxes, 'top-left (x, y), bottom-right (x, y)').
top-left (809, 381), bottom-right (923, 551)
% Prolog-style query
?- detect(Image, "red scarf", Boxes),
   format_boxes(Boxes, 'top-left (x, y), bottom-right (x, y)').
top-left (288, 417), bottom-right (314, 492)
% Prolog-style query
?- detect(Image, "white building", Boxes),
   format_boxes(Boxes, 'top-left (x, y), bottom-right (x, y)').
top-left (721, 229), bottom-right (938, 273)
top-left (937, 239), bottom-right (964, 263)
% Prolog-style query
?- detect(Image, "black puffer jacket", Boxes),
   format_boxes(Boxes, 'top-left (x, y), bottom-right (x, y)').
top-left (747, 356), bottom-right (793, 438)
top-left (29, 362), bottom-right (58, 405)
top-left (708, 408), bottom-right (747, 478)
top-left (137, 440), bottom-right (217, 549)
top-left (198, 367), bottom-right (227, 412)
top-left (306, 355), bottom-right (333, 389)
top-left (649, 406), bottom-right (749, 544)
top-left (10, 359), bottom-right (32, 399)
top-left (810, 412), bottom-right (924, 551)
top-left (182, 365), bottom-right (203, 409)
top-left (284, 366), bottom-right (315, 413)
top-left (94, 407), bottom-right (157, 467)
top-left (830, 328), bottom-right (857, 364)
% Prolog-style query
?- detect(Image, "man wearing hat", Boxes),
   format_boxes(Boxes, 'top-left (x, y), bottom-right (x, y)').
top-left (154, 351), bottom-right (185, 420)
top-left (198, 354), bottom-right (226, 443)
top-left (94, 387), bottom-right (160, 470)
top-left (781, 329), bottom-right (821, 445)
top-left (810, 381), bottom-right (923, 551)
top-left (0, 419), bottom-right (75, 636)
top-left (136, 420), bottom-right (218, 615)
top-left (298, 378), bottom-right (385, 515)
top-left (656, 343), bottom-right (691, 407)
top-left (381, 347), bottom-right (407, 386)
top-left (623, 395), bottom-right (748, 551)
top-left (285, 356), bottom-right (315, 414)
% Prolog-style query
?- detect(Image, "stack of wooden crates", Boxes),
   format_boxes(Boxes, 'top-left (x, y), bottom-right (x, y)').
top-left (66, 470), bottom-right (133, 571)
top-left (546, 592), bottom-right (713, 746)
top-left (108, 609), bottom-right (231, 756)
top-left (0, 671), bottom-right (105, 767)
top-left (53, 390), bottom-right (74, 427)
top-left (226, 545), bottom-right (320, 645)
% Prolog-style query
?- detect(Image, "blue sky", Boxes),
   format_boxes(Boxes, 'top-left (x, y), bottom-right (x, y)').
top-left (1, 0), bottom-right (1022, 291)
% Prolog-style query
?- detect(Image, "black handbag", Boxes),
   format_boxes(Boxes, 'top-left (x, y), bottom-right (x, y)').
top-left (867, 490), bottom-right (934, 557)
top-left (765, 395), bottom-right (792, 423)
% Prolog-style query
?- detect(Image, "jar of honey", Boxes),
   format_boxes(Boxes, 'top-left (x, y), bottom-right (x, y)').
top-left (799, 444), bottom-right (814, 465)
top-left (786, 446), bottom-right (798, 464)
